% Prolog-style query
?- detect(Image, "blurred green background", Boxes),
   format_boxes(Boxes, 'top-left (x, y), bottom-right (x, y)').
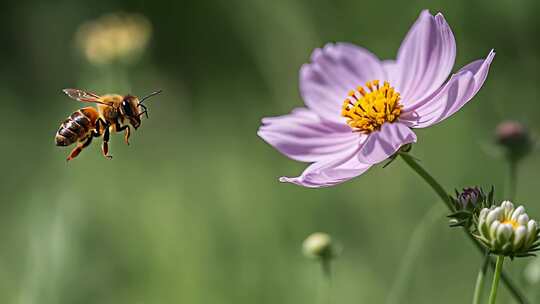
top-left (1, 0), bottom-right (539, 303)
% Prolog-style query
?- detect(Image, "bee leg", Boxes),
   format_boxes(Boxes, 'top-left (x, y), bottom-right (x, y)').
top-left (101, 125), bottom-right (113, 159)
top-left (66, 145), bottom-right (82, 162)
top-left (123, 126), bottom-right (131, 145)
top-left (95, 118), bottom-right (106, 135)
top-left (115, 121), bottom-right (131, 145)
top-left (66, 136), bottom-right (93, 161)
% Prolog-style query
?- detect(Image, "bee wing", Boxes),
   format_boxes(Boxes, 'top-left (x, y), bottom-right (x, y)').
top-left (62, 89), bottom-right (110, 105)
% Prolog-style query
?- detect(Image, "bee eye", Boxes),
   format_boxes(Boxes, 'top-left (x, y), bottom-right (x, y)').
top-left (122, 100), bottom-right (133, 116)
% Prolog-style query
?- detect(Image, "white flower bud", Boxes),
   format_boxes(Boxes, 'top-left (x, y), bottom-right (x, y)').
top-left (517, 214), bottom-right (529, 225)
top-left (511, 206), bottom-right (525, 221)
top-left (526, 221), bottom-right (538, 245)
top-left (513, 226), bottom-right (527, 249)
top-left (302, 232), bottom-right (335, 259)
top-left (501, 201), bottom-right (514, 211)
top-left (489, 220), bottom-right (501, 240)
top-left (479, 208), bottom-right (489, 219)
top-left (486, 208), bottom-right (501, 226)
top-left (496, 224), bottom-right (512, 245)
top-left (476, 201), bottom-right (539, 257)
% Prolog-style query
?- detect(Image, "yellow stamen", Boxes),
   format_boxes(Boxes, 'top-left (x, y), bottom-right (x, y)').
top-left (502, 219), bottom-right (519, 230)
top-left (341, 80), bottom-right (403, 134)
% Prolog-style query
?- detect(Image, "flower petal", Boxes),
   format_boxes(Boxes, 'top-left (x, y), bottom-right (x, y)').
top-left (300, 42), bottom-right (385, 124)
top-left (357, 122), bottom-right (417, 165)
top-left (279, 145), bottom-right (372, 188)
top-left (394, 10), bottom-right (456, 104)
top-left (258, 108), bottom-right (362, 163)
top-left (382, 60), bottom-right (399, 87)
top-left (401, 50), bottom-right (495, 128)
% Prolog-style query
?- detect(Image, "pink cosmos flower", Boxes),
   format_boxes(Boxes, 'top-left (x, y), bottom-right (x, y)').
top-left (257, 10), bottom-right (495, 188)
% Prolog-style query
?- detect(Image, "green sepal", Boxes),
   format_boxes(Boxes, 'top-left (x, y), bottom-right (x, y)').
top-left (515, 253), bottom-right (537, 258)
top-left (487, 186), bottom-right (495, 206)
top-left (448, 210), bottom-right (472, 219)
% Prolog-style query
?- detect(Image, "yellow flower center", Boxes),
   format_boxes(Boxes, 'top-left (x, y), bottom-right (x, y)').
top-left (502, 219), bottom-right (519, 230)
top-left (341, 80), bottom-right (403, 133)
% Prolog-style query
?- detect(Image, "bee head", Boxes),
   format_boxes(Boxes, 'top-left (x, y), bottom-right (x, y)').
top-left (121, 95), bottom-right (142, 129)
top-left (121, 90), bottom-right (161, 129)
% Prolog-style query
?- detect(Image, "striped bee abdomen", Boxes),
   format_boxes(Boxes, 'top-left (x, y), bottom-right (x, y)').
top-left (55, 107), bottom-right (99, 146)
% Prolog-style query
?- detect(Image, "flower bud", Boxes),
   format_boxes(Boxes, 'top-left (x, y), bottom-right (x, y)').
top-left (476, 201), bottom-right (540, 257)
top-left (302, 232), bottom-right (335, 259)
top-left (456, 187), bottom-right (485, 210)
top-left (495, 121), bottom-right (533, 162)
top-left (448, 187), bottom-right (492, 228)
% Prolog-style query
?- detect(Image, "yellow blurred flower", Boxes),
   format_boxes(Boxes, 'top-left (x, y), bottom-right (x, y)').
top-left (302, 232), bottom-right (336, 259)
top-left (76, 13), bottom-right (152, 65)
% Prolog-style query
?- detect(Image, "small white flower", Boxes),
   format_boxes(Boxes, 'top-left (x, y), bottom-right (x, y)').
top-left (476, 201), bottom-right (540, 257)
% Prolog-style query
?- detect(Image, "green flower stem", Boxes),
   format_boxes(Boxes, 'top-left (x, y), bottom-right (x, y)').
top-left (386, 203), bottom-right (444, 304)
top-left (488, 256), bottom-right (505, 304)
top-left (321, 258), bottom-right (332, 280)
top-left (399, 153), bottom-right (454, 212)
top-left (508, 160), bottom-right (518, 200)
top-left (399, 153), bottom-right (529, 304)
top-left (472, 253), bottom-right (490, 304)
top-left (318, 258), bottom-right (332, 304)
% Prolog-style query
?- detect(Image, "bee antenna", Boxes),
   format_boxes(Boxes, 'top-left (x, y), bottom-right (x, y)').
top-left (139, 90), bottom-right (162, 104)
top-left (138, 103), bottom-right (149, 119)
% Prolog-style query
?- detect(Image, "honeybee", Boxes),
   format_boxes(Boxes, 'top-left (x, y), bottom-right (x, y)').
top-left (55, 88), bottom-right (162, 161)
